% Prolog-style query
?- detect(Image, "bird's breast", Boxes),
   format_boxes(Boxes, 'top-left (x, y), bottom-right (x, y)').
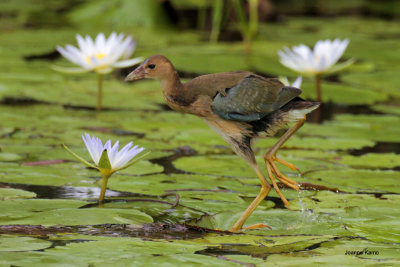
top-left (163, 92), bottom-right (214, 117)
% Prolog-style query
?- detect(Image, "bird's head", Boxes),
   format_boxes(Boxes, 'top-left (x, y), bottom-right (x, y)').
top-left (125, 55), bottom-right (174, 82)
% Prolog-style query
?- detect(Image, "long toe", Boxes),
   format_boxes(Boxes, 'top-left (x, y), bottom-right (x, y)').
top-left (275, 157), bottom-right (302, 175)
top-left (269, 162), bottom-right (300, 190)
top-left (243, 223), bottom-right (272, 230)
top-left (266, 162), bottom-right (291, 208)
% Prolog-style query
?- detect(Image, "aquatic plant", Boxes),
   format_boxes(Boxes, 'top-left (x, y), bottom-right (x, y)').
top-left (63, 134), bottom-right (149, 202)
top-left (54, 32), bottom-right (143, 110)
top-left (278, 39), bottom-right (353, 102)
top-left (280, 76), bottom-right (302, 88)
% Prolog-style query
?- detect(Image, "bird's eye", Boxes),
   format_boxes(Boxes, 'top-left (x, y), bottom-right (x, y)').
top-left (148, 64), bottom-right (156, 69)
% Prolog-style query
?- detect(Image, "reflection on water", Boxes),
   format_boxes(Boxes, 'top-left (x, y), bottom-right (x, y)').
top-left (1, 182), bottom-right (140, 199)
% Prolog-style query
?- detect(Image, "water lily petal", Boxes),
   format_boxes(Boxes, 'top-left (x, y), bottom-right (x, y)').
top-left (107, 36), bottom-right (133, 63)
top-left (112, 57), bottom-right (143, 68)
top-left (76, 34), bottom-right (90, 54)
top-left (117, 150), bottom-right (150, 172)
top-left (122, 39), bottom-right (136, 59)
top-left (64, 45), bottom-right (91, 68)
top-left (112, 142), bottom-right (133, 165)
top-left (292, 76), bottom-right (302, 88)
top-left (115, 146), bottom-right (145, 170)
top-left (56, 46), bottom-right (84, 67)
top-left (278, 38), bottom-right (350, 75)
top-left (104, 32), bottom-right (117, 54)
top-left (56, 32), bottom-right (140, 75)
top-left (82, 133), bottom-right (103, 165)
top-left (85, 35), bottom-right (95, 52)
top-left (278, 50), bottom-right (303, 72)
top-left (52, 65), bottom-right (91, 73)
top-left (330, 39), bottom-right (349, 67)
top-left (95, 32), bottom-right (106, 53)
top-left (107, 141), bottom-right (120, 168)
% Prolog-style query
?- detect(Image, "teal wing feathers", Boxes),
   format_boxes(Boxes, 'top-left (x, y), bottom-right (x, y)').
top-left (211, 75), bottom-right (302, 122)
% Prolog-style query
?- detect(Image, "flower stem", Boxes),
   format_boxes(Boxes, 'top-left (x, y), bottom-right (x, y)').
top-left (315, 75), bottom-right (322, 103)
top-left (97, 74), bottom-right (103, 111)
top-left (248, 0), bottom-right (259, 41)
top-left (210, 0), bottom-right (223, 43)
top-left (99, 173), bottom-right (110, 203)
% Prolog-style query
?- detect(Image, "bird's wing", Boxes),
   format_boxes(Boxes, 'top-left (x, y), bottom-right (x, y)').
top-left (211, 75), bottom-right (302, 122)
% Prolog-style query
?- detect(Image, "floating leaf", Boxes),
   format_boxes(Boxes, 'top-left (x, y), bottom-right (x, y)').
top-left (0, 188), bottom-right (36, 200)
top-left (0, 235), bottom-right (52, 252)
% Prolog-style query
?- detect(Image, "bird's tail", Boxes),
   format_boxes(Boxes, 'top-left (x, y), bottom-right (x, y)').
top-left (282, 99), bottom-right (320, 121)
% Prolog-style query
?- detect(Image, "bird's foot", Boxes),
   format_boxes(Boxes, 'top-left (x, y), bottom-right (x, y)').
top-left (274, 157), bottom-right (302, 175)
top-left (264, 155), bottom-right (300, 208)
top-left (243, 223), bottom-right (272, 230)
top-left (230, 223), bottom-right (272, 232)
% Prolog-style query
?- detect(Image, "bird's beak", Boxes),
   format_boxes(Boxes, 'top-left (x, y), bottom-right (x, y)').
top-left (125, 64), bottom-right (145, 82)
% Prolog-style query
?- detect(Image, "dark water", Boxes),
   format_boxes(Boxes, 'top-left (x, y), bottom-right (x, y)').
top-left (348, 141), bottom-right (400, 155)
top-left (0, 223), bottom-right (228, 240)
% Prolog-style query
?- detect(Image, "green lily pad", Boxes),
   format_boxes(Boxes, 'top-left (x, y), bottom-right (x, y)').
top-left (277, 137), bottom-right (375, 151)
top-left (1, 11), bottom-right (400, 266)
top-left (0, 152), bottom-right (23, 162)
top-left (267, 239), bottom-right (400, 266)
top-left (0, 235), bottom-right (52, 252)
top-left (0, 188), bottom-right (36, 199)
top-left (371, 104), bottom-right (400, 115)
top-left (0, 199), bottom-right (87, 222)
top-left (6, 207), bottom-right (153, 226)
top-left (338, 153), bottom-right (400, 169)
top-left (300, 80), bottom-right (388, 105)
top-left (306, 169), bottom-right (400, 193)
top-left (304, 114), bottom-right (400, 142)
top-left (342, 71), bottom-right (400, 98)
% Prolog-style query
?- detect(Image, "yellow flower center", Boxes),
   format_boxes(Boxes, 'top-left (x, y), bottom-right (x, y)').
top-left (86, 53), bottom-right (107, 64)
top-left (95, 53), bottom-right (106, 60)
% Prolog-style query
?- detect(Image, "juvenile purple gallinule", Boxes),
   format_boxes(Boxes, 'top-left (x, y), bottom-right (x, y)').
top-left (126, 55), bottom-right (319, 232)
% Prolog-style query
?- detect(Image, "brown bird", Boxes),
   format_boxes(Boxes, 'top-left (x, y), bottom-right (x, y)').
top-left (125, 55), bottom-right (319, 232)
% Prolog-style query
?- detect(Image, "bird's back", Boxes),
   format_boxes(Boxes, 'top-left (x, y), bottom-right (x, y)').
top-left (183, 71), bottom-right (253, 98)
top-left (209, 74), bottom-right (302, 122)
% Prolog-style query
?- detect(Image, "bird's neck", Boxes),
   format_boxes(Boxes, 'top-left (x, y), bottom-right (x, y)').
top-left (159, 70), bottom-right (196, 110)
top-left (160, 70), bottom-right (183, 96)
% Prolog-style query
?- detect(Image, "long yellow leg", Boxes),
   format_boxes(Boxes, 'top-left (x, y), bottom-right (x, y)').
top-left (264, 118), bottom-right (306, 207)
top-left (230, 164), bottom-right (271, 232)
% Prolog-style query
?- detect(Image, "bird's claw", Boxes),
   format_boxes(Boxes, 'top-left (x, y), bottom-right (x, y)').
top-left (265, 154), bottom-right (301, 208)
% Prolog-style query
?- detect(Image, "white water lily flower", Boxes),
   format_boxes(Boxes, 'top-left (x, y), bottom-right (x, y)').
top-left (55, 32), bottom-right (143, 74)
top-left (278, 39), bottom-right (353, 76)
top-left (62, 134), bottom-right (149, 202)
top-left (280, 76), bottom-right (302, 88)
top-left (82, 133), bottom-right (145, 172)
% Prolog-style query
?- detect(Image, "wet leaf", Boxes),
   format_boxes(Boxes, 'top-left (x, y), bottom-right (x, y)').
top-left (1, 11), bottom-right (400, 266)
top-left (0, 188), bottom-right (36, 199)
top-left (5, 207), bottom-right (153, 226)
top-left (306, 169), bottom-right (400, 193)
top-left (338, 153), bottom-right (400, 169)
top-left (0, 235), bottom-right (52, 252)
top-left (0, 152), bottom-right (23, 162)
